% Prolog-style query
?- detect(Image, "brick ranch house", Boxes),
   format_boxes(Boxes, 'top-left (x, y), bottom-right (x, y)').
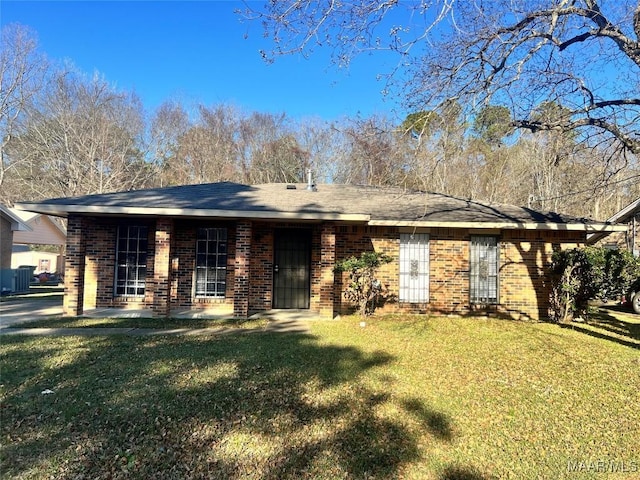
top-left (16, 182), bottom-right (624, 321)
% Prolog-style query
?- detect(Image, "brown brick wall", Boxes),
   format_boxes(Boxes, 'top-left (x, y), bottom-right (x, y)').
top-left (233, 221), bottom-right (251, 317)
top-left (63, 215), bottom-right (585, 321)
top-left (80, 218), bottom-right (242, 313)
top-left (172, 220), bottom-right (237, 309)
top-left (83, 216), bottom-right (102, 310)
top-left (86, 218), bottom-right (115, 309)
top-left (334, 225), bottom-right (584, 321)
top-left (172, 222), bottom-right (195, 307)
top-left (311, 223), bottom-right (336, 317)
top-left (499, 229), bottom-right (583, 320)
top-left (82, 218), bottom-right (155, 310)
top-left (64, 215), bottom-right (87, 316)
top-left (336, 226), bottom-right (469, 314)
top-left (334, 225), bottom-right (400, 315)
top-left (151, 218), bottom-right (173, 317)
top-left (248, 223), bottom-right (274, 313)
top-left (426, 228), bottom-right (470, 315)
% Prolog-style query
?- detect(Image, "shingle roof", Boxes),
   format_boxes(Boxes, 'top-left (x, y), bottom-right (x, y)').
top-left (15, 182), bottom-right (622, 232)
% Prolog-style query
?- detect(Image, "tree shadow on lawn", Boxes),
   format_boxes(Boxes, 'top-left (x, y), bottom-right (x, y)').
top-left (560, 305), bottom-right (640, 350)
top-left (591, 305), bottom-right (640, 338)
top-left (0, 331), bottom-right (475, 479)
top-left (440, 465), bottom-right (489, 480)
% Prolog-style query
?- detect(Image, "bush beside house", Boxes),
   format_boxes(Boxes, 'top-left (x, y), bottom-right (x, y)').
top-left (549, 246), bottom-right (640, 322)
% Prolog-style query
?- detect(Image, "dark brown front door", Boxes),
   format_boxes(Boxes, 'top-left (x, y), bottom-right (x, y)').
top-left (273, 229), bottom-right (311, 309)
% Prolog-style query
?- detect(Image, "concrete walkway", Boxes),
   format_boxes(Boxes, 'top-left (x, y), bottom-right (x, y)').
top-left (0, 292), bottom-right (316, 336)
top-left (0, 319), bottom-right (311, 336)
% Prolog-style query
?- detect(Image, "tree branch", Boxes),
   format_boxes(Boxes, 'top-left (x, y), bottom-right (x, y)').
top-left (493, 2), bottom-right (640, 67)
top-left (587, 98), bottom-right (640, 110)
top-left (515, 117), bottom-right (640, 155)
top-left (558, 31), bottom-right (594, 50)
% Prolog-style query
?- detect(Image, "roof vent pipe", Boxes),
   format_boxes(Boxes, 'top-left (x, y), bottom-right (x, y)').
top-left (306, 169), bottom-right (316, 191)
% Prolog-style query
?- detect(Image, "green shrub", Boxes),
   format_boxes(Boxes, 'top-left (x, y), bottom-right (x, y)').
top-left (334, 252), bottom-right (393, 317)
top-left (595, 247), bottom-right (640, 300)
top-left (549, 248), bottom-right (593, 323)
top-left (549, 246), bottom-right (640, 323)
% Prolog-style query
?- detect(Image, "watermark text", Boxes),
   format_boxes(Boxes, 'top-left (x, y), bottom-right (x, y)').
top-left (567, 459), bottom-right (638, 474)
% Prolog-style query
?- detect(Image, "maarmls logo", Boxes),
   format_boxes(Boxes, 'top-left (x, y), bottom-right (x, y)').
top-left (567, 459), bottom-right (639, 473)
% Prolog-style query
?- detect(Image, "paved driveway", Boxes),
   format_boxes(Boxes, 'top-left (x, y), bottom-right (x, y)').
top-left (0, 294), bottom-right (63, 328)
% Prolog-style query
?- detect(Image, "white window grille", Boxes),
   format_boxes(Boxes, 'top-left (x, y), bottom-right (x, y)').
top-left (470, 236), bottom-right (499, 304)
top-left (399, 233), bottom-right (429, 303)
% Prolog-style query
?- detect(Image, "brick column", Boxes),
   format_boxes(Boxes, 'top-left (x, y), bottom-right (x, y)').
top-left (63, 215), bottom-right (87, 316)
top-left (233, 221), bottom-right (252, 318)
top-left (152, 218), bottom-right (173, 317)
top-left (319, 223), bottom-right (336, 318)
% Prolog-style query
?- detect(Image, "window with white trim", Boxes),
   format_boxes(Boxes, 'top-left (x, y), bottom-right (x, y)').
top-left (470, 236), bottom-right (499, 303)
top-left (115, 225), bottom-right (148, 297)
top-left (195, 227), bottom-right (228, 298)
top-left (399, 233), bottom-right (429, 303)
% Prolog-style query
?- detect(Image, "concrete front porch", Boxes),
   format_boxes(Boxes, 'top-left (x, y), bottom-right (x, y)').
top-left (81, 305), bottom-right (234, 319)
top-left (80, 306), bottom-right (325, 322)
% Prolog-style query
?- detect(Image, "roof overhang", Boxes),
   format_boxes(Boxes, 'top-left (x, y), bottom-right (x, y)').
top-left (368, 220), bottom-right (628, 232)
top-left (16, 202), bottom-right (625, 233)
top-left (14, 203), bottom-right (371, 223)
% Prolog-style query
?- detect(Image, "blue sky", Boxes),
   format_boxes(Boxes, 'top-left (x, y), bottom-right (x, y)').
top-left (1, 1), bottom-right (404, 121)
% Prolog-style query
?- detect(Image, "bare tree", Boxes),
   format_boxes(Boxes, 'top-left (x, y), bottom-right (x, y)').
top-left (295, 118), bottom-right (339, 184)
top-left (253, 133), bottom-right (310, 183)
top-left (236, 111), bottom-right (310, 183)
top-left (149, 100), bottom-right (190, 186)
top-left (245, 0), bottom-right (640, 155)
top-left (400, 102), bottom-right (471, 196)
top-left (196, 104), bottom-right (244, 182)
top-left (150, 104), bottom-right (339, 187)
top-left (176, 105), bottom-right (241, 184)
top-left (5, 70), bottom-right (148, 200)
top-left (0, 24), bottom-right (48, 194)
top-left (333, 115), bottom-right (411, 186)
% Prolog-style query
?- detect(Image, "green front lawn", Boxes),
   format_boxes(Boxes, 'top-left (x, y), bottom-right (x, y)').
top-left (1, 315), bottom-right (638, 479)
top-left (15, 316), bottom-right (268, 330)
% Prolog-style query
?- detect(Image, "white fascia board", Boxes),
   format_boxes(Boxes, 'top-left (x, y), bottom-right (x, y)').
top-left (16, 203), bottom-right (625, 232)
top-left (606, 197), bottom-right (640, 223)
top-left (15, 203), bottom-right (371, 222)
top-left (367, 220), bottom-right (628, 232)
top-left (0, 205), bottom-right (32, 231)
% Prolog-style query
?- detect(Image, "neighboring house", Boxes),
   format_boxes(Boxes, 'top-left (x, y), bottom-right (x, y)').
top-left (11, 245), bottom-right (62, 276)
top-left (0, 205), bottom-right (32, 293)
top-left (9, 208), bottom-right (67, 275)
top-left (587, 197), bottom-right (640, 257)
top-left (16, 182), bottom-right (625, 320)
